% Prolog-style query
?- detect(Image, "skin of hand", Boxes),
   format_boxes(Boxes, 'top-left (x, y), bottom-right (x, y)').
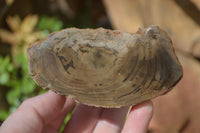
top-left (0, 91), bottom-right (153, 133)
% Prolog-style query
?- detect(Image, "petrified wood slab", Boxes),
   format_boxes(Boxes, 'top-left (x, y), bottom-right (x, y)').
top-left (27, 26), bottom-right (183, 108)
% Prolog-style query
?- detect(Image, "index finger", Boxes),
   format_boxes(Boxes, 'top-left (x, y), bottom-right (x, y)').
top-left (122, 100), bottom-right (153, 133)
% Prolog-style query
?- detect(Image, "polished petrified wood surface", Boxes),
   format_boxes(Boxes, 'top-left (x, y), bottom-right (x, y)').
top-left (27, 26), bottom-right (182, 107)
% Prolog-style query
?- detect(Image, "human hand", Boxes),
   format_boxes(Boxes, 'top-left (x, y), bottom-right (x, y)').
top-left (0, 91), bottom-right (153, 133)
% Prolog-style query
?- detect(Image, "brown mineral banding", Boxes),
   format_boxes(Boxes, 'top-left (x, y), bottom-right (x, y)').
top-left (27, 26), bottom-right (183, 108)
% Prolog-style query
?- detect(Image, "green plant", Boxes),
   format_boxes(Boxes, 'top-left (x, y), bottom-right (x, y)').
top-left (0, 54), bottom-right (40, 119)
top-left (0, 15), bottom-right (63, 121)
top-left (0, 56), bottom-right (14, 85)
top-left (37, 15), bottom-right (63, 38)
top-left (0, 56), bottom-right (14, 120)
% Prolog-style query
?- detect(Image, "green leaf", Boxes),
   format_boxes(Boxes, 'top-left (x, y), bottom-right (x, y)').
top-left (38, 89), bottom-right (46, 94)
top-left (0, 110), bottom-right (9, 121)
top-left (41, 30), bottom-right (50, 38)
top-left (13, 53), bottom-right (27, 68)
top-left (0, 72), bottom-right (9, 85)
top-left (37, 16), bottom-right (63, 32)
top-left (21, 77), bottom-right (36, 94)
top-left (0, 56), bottom-right (14, 85)
top-left (9, 106), bottom-right (18, 114)
top-left (7, 63), bottom-right (14, 72)
top-left (59, 112), bottom-right (73, 133)
top-left (6, 86), bottom-right (21, 106)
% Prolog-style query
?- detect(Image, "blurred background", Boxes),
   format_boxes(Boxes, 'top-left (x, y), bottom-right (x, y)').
top-left (0, 0), bottom-right (200, 132)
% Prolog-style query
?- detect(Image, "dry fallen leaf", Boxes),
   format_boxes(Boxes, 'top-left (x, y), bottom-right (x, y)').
top-left (103, 0), bottom-right (200, 54)
top-left (149, 52), bottom-right (200, 133)
top-left (103, 0), bottom-right (200, 132)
